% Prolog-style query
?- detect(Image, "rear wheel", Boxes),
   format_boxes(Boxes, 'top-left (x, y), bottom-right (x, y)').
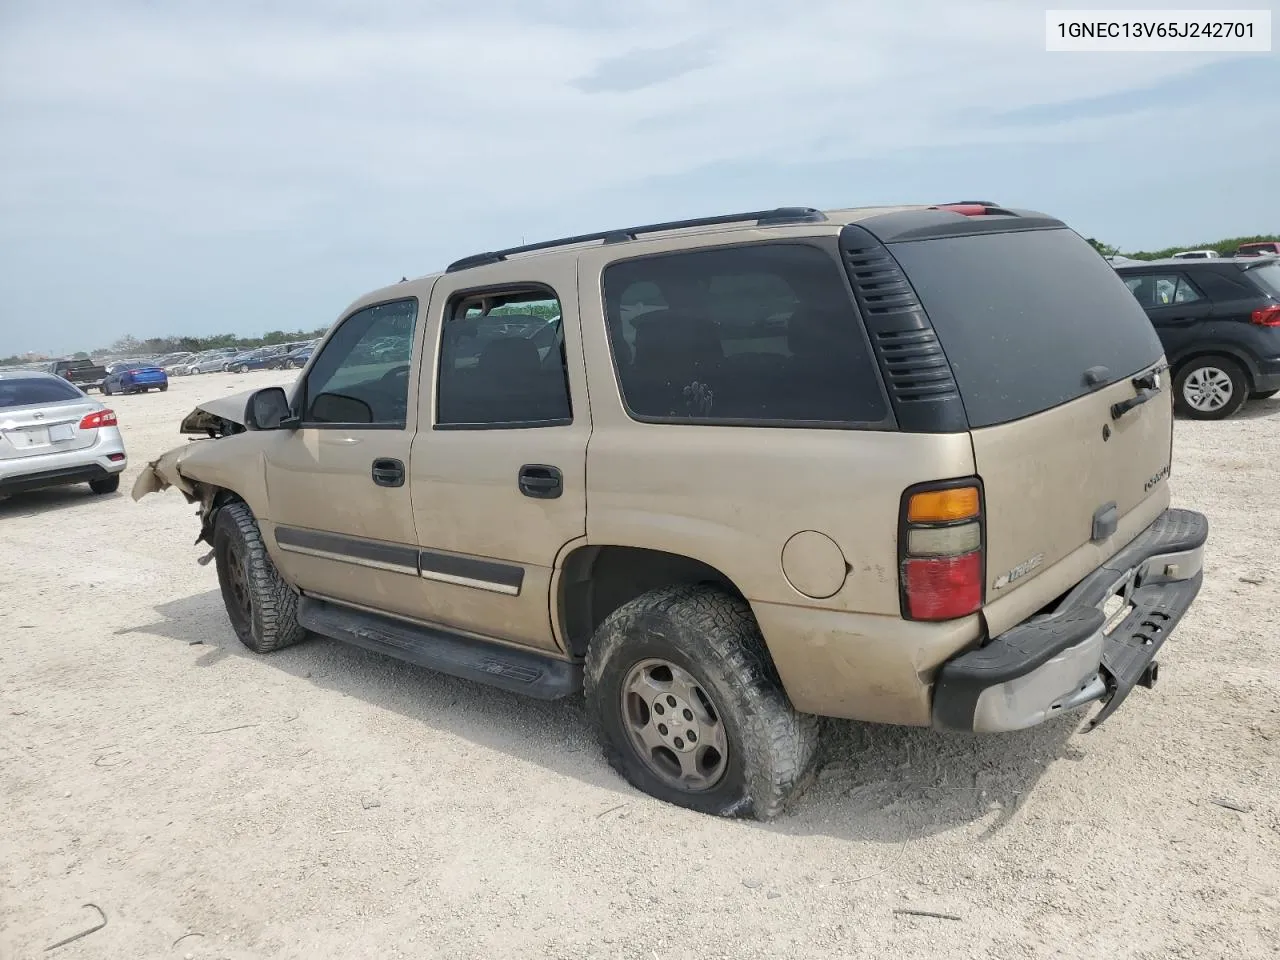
top-left (159, 383), bottom-right (168, 392)
top-left (89, 474), bottom-right (120, 495)
top-left (584, 584), bottom-right (819, 820)
top-left (1174, 356), bottom-right (1249, 420)
top-left (213, 501), bottom-right (307, 654)
top-left (1250, 388), bottom-right (1278, 401)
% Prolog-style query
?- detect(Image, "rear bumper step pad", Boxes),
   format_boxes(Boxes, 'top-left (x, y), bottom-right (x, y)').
top-left (932, 508), bottom-right (1208, 733)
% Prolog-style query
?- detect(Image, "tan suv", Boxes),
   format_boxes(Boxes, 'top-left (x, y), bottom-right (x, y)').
top-left (135, 202), bottom-right (1208, 819)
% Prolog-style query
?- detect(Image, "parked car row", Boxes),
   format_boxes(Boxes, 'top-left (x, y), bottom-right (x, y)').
top-left (1113, 254), bottom-right (1280, 420)
top-left (166, 340), bottom-right (318, 376)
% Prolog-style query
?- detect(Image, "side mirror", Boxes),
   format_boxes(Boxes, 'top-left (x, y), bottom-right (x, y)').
top-left (309, 392), bottom-right (373, 424)
top-left (245, 386), bottom-right (294, 430)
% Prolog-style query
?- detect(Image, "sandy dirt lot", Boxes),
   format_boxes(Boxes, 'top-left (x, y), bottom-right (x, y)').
top-left (2, 370), bottom-right (1278, 960)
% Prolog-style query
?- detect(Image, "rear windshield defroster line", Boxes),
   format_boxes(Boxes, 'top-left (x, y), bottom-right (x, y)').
top-left (885, 228), bottom-right (1164, 428)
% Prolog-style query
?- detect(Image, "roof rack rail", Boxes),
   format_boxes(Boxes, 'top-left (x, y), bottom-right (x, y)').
top-left (445, 206), bottom-right (828, 273)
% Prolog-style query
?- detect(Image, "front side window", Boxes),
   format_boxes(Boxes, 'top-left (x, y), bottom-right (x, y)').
top-left (302, 298), bottom-right (418, 426)
top-left (602, 242), bottom-right (888, 425)
top-left (436, 288), bottom-right (572, 428)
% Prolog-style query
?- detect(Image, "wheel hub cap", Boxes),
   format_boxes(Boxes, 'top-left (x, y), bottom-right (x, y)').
top-left (1184, 367), bottom-right (1232, 411)
top-left (620, 658), bottom-right (729, 792)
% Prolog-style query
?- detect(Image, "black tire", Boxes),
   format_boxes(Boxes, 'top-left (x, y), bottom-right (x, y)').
top-left (159, 383), bottom-right (168, 392)
top-left (213, 501), bottom-right (307, 654)
top-left (584, 584), bottom-right (820, 821)
top-left (1173, 356), bottom-right (1249, 420)
top-left (102, 383), bottom-right (113, 396)
top-left (89, 474), bottom-right (120, 495)
top-left (1250, 389), bottom-right (1278, 401)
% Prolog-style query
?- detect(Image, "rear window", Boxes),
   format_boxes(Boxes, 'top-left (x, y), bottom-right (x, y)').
top-left (0, 377), bottom-right (83, 408)
top-left (602, 242), bottom-right (889, 426)
top-left (887, 228), bottom-right (1163, 428)
top-left (1245, 262), bottom-right (1280, 298)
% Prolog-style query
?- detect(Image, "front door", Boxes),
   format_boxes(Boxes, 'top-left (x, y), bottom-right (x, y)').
top-left (261, 294), bottom-right (430, 619)
top-left (407, 258), bottom-right (591, 653)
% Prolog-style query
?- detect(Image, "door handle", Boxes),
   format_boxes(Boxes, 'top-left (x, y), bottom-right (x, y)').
top-left (518, 464), bottom-right (562, 499)
top-left (371, 458), bottom-right (405, 488)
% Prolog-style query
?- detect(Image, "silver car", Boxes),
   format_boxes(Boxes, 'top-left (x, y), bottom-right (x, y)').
top-left (0, 372), bottom-right (127, 497)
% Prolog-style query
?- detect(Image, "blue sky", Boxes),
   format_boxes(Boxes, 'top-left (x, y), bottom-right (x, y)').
top-left (0, 0), bottom-right (1277, 356)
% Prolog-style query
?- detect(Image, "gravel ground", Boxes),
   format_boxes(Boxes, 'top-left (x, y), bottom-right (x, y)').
top-left (2, 371), bottom-right (1277, 960)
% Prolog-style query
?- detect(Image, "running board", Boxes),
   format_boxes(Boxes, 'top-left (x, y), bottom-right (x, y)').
top-left (296, 596), bottom-right (582, 700)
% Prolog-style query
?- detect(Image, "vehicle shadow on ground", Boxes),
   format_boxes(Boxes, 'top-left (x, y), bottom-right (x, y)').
top-left (0, 485), bottom-right (120, 519)
top-left (126, 590), bottom-right (1081, 845)
top-left (1233, 398), bottom-right (1280, 420)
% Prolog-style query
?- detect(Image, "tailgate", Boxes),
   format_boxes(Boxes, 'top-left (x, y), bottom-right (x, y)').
top-left (881, 223), bottom-right (1172, 636)
top-left (971, 368), bottom-right (1173, 634)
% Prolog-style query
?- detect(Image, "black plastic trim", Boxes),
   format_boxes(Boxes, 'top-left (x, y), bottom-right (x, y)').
top-left (274, 526), bottom-right (419, 571)
top-left (418, 548), bottom-right (526, 591)
top-left (297, 596), bottom-right (581, 699)
top-left (896, 475), bottom-right (987, 622)
top-left (445, 207), bottom-right (828, 272)
top-left (932, 508), bottom-right (1208, 732)
top-left (838, 224), bottom-right (969, 433)
top-left (0, 463), bottom-right (113, 495)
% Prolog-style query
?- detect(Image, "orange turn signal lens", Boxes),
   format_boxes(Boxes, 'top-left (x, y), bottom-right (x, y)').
top-left (907, 486), bottom-right (980, 524)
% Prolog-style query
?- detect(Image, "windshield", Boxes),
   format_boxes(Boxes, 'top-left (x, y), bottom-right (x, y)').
top-left (0, 377), bottom-right (83, 408)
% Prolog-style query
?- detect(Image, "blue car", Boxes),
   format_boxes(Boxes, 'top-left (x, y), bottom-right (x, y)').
top-left (103, 363), bottom-right (169, 395)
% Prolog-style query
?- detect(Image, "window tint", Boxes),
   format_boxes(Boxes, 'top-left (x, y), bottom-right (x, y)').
top-left (602, 243), bottom-right (888, 425)
top-left (888, 228), bottom-right (1163, 429)
top-left (303, 299), bottom-right (417, 425)
top-left (1246, 262), bottom-right (1280, 298)
top-left (436, 290), bottom-right (572, 428)
top-left (1124, 273), bottom-right (1202, 307)
top-left (0, 377), bottom-right (82, 408)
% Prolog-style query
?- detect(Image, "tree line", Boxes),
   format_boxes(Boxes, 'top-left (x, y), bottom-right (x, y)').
top-left (1086, 234), bottom-right (1280, 259)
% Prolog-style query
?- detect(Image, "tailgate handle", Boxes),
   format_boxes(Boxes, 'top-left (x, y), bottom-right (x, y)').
top-left (1092, 501), bottom-right (1118, 542)
top-left (1111, 388), bottom-right (1157, 420)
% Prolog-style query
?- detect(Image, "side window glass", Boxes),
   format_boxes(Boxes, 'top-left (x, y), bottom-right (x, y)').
top-left (1153, 276), bottom-right (1178, 305)
top-left (1173, 277), bottom-right (1203, 304)
top-left (436, 289), bottom-right (572, 428)
top-left (303, 299), bottom-right (417, 425)
top-left (602, 243), bottom-right (888, 425)
top-left (1124, 276), bottom-right (1155, 308)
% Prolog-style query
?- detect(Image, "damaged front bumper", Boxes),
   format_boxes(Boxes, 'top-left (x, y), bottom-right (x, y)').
top-left (932, 508), bottom-right (1208, 734)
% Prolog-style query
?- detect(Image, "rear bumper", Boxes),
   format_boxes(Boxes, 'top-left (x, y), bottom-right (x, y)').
top-left (932, 508), bottom-right (1208, 733)
top-left (0, 434), bottom-right (128, 494)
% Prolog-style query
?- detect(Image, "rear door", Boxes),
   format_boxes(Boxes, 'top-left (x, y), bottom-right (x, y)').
top-left (1123, 269), bottom-right (1213, 360)
top-left (407, 258), bottom-right (590, 654)
top-left (885, 227), bottom-right (1171, 634)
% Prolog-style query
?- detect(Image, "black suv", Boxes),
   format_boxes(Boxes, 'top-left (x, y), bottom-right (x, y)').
top-left (1115, 257), bottom-right (1280, 419)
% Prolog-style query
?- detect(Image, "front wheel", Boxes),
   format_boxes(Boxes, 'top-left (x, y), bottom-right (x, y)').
top-left (1174, 357), bottom-right (1249, 420)
top-left (213, 501), bottom-right (308, 654)
top-left (584, 585), bottom-right (819, 821)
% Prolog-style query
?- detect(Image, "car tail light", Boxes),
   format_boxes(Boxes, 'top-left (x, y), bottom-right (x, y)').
top-left (900, 481), bottom-right (984, 621)
top-left (1251, 305), bottom-right (1280, 327)
top-left (79, 409), bottom-right (118, 429)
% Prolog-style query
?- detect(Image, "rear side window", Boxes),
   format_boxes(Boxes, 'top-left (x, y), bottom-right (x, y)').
top-left (0, 377), bottom-right (83, 408)
top-left (887, 228), bottom-right (1164, 429)
top-left (602, 242), bottom-right (889, 426)
top-left (1124, 273), bottom-right (1203, 308)
top-left (1245, 263), bottom-right (1280, 298)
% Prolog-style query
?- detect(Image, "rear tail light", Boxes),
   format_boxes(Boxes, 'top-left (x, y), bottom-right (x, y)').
top-left (79, 409), bottom-right (118, 430)
top-left (1251, 305), bottom-right (1280, 327)
top-left (900, 481), bottom-right (984, 621)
